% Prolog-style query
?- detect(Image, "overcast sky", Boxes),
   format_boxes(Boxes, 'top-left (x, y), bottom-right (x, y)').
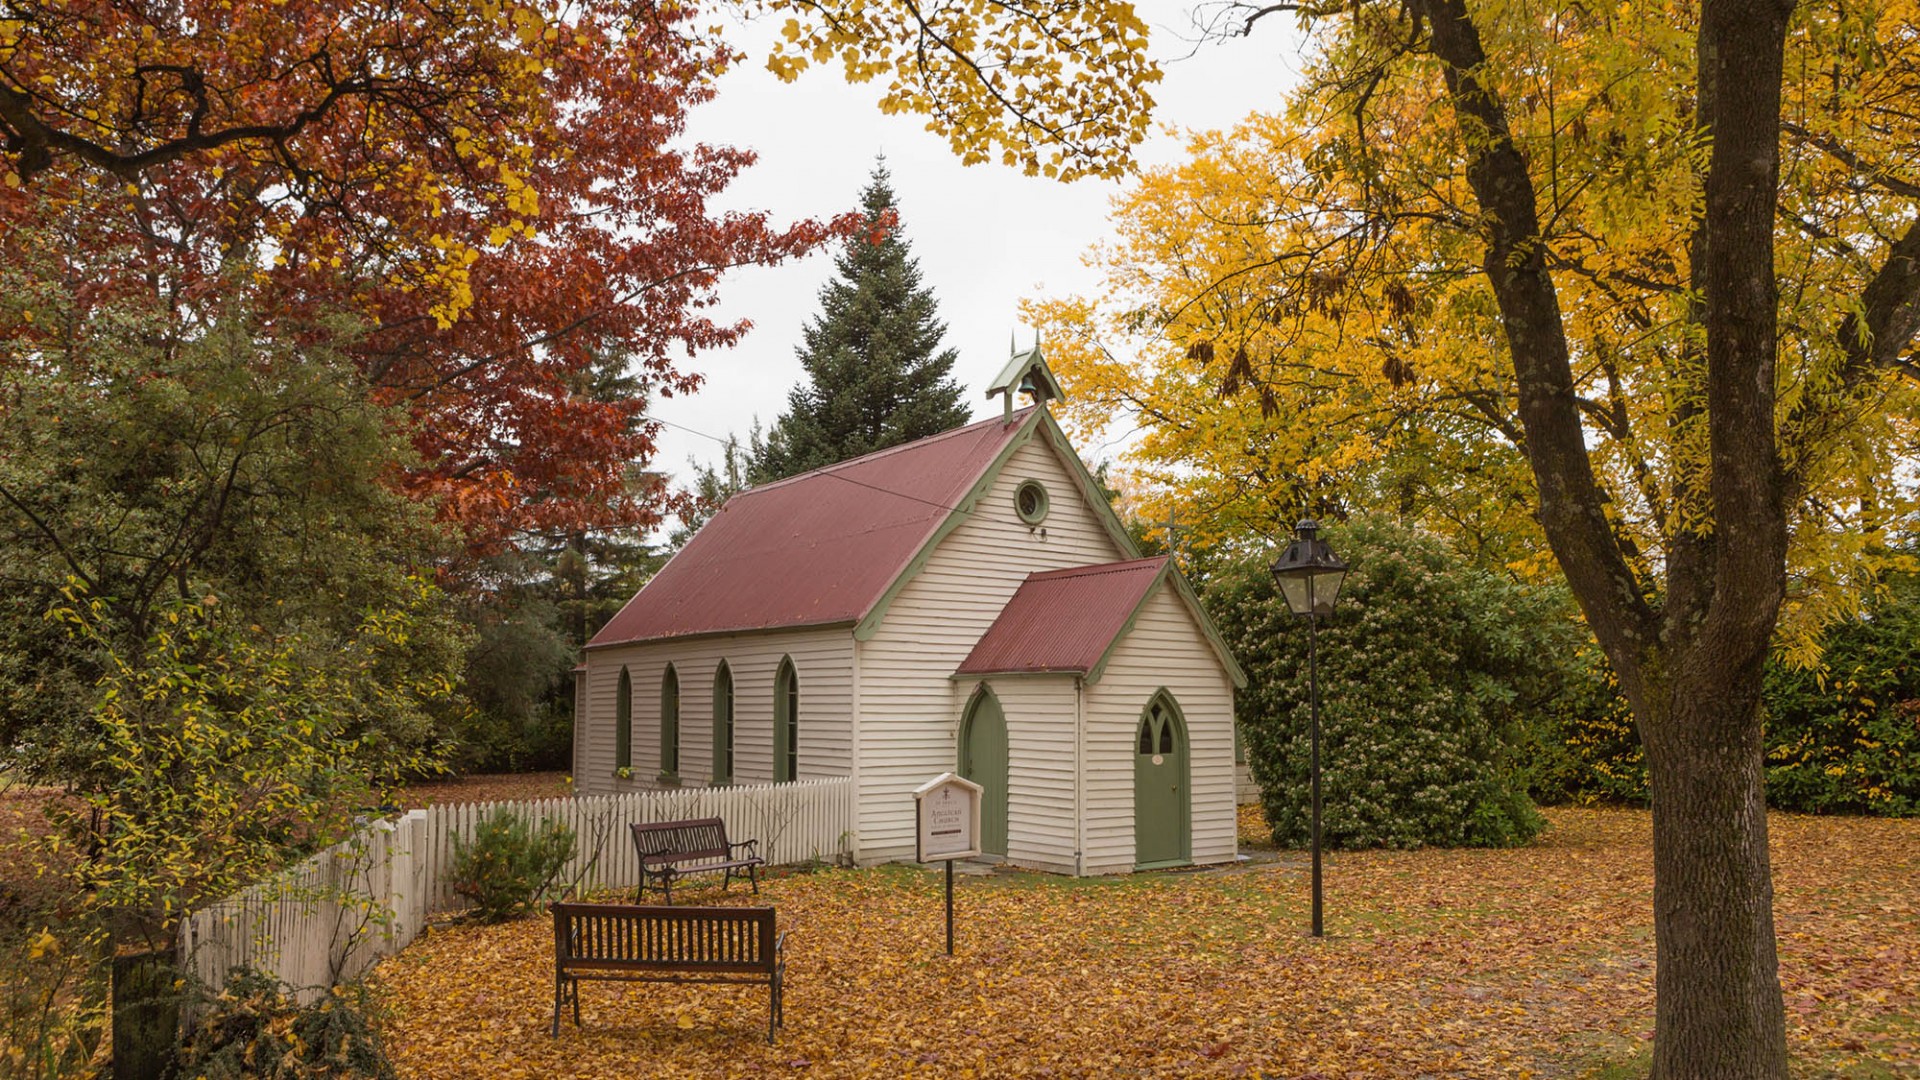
top-left (646, 3), bottom-right (1310, 489)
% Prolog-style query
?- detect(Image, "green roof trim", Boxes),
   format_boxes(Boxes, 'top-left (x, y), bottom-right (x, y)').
top-left (1031, 408), bottom-right (1243, 686)
top-left (853, 411), bottom-right (1044, 641)
top-left (1033, 409), bottom-right (1141, 562)
top-left (854, 403), bottom-right (1245, 688)
top-left (986, 344), bottom-right (1065, 406)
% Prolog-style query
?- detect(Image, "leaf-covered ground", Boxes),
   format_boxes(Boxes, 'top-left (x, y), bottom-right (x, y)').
top-left (372, 809), bottom-right (1919, 1078)
top-left (396, 771), bottom-right (574, 809)
top-left (0, 781), bottom-right (79, 929)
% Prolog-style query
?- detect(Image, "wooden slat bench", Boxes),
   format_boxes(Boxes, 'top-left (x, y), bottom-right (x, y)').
top-left (629, 817), bottom-right (763, 904)
top-left (549, 902), bottom-right (787, 1043)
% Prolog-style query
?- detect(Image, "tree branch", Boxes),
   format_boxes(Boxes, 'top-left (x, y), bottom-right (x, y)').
top-left (0, 72), bottom-right (368, 182)
top-left (1411, 0), bottom-right (1658, 675)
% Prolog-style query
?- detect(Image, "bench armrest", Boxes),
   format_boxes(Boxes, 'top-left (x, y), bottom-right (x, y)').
top-left (730, 839), bottom-right (761, 859)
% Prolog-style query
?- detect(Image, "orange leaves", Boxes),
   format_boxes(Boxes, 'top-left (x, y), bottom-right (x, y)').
top-left (2, 0), bottom-right (863, 553)
top-left (371, 809), bottom-right (1920, 1077)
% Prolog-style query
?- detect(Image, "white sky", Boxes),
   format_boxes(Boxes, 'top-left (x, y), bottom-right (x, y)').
top-left (646, 3), bottom-right (1309, 488)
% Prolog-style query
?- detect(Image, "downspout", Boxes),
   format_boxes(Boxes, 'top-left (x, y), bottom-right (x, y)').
top-left (1074, 674), bottom-right (1085, 876)
top-left (573, 665), bottom-right (588, 791)
top-left (848, 635), bottom-right (863, 866)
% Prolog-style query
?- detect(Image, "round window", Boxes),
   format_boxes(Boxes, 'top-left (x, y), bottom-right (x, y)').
top-left (1015, 480), bottom-right (1049, 525)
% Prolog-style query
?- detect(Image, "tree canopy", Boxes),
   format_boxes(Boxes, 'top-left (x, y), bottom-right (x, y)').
top-left (0, 245), bottom-right (469, 782)
top-left (750, 164), bottom-right (974, 483)
top-left (1, 0), bottom-right (1162, 549)
top-left (1031, 3), bottom-right (1920, 650)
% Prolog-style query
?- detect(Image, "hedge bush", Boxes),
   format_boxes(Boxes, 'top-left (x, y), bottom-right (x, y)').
top-left (447, 809), bottom-right (575, 923)
top-left (1209, 517), bottom-right (1561, 849)
top-left (174, 970), bottom-right (397, 1080)
top-left (1499, 566), bottom-right (1920, 816)
top-left (1520, 641), bottom-right (1646, 807)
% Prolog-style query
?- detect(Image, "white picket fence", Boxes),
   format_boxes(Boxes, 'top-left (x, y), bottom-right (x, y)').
top-left (176, 778), bottom-right (856, 1002)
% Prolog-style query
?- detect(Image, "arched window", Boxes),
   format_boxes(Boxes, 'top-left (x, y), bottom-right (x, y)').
top-left (774, 658), bottom-right (799, 783)
top-left (660, 665), bottom-right (680, 777)
top-left (712, 662), bottom-right (734, 784)
top-left (615, 667), bottom-right (633, 774)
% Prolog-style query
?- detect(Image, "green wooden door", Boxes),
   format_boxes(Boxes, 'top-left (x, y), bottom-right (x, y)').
top-left (1134, 696), bottom-right (1189, 867)
top-left (960, 693), bottom-right (1009, 856)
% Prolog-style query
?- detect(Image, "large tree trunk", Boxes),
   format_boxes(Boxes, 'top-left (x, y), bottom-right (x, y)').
top-left (1412, 0), bottom-right (1798, 1075)
top-left (1643, 656), bottom-right (1788, 1079)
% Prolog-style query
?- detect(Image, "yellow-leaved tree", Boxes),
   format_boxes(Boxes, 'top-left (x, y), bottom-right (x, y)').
top-left (1028, 2), bottom-right (1920, 1075)
top-left (1032, 9), bottom-right (1919, 637)
top-left (758, 0), bottom-right (1160, 180)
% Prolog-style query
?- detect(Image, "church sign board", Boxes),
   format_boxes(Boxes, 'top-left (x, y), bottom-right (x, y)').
top-left (913, 772), bottom-right (982, 863)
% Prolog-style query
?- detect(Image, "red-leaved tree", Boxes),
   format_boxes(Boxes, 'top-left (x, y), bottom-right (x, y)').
top-left (1, 0), bottom-right (862, 550)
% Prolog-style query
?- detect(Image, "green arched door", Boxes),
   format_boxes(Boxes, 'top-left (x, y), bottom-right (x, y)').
top-left (960, 691), bottom-right (1009, 857)
top-left (1134, 694), bottom-right (1189, 867)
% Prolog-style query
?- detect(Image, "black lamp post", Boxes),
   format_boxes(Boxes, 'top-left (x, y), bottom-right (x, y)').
top-left (1269, 519), bottom-right (1348, 938)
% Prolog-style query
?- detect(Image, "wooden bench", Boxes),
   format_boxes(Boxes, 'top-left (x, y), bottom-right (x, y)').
top-left (629, 817), bottom-right (763, 904)
top-left (549, 902), bottom-right (786, 1043)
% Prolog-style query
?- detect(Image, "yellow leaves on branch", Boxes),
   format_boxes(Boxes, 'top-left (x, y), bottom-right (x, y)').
top-left (1026, 0), bottom-right (1920, 632)
top-left (755, 0), bottom-right (1160, 181)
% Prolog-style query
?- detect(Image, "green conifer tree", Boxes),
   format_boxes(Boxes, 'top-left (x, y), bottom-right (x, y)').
top-left (749, 162), bottom-right (973, 482)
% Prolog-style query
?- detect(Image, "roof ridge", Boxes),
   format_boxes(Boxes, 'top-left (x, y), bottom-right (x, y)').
top-left (730, 407), bottom-right (1037, 500)
top-left (1023, 555), bottom-right (1169, 582)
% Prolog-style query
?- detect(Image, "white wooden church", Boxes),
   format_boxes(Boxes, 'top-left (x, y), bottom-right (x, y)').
top-left (575, 349), bottom-right (1246, 875)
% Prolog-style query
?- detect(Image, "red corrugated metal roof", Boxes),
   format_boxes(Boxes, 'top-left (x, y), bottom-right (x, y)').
top-left (954, 557), bottom-right (1169, 677)
top-left (589, 410), bottom-right (1035, 648)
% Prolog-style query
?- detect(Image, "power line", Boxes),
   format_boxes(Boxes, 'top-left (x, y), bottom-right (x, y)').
top-left (813, 469), bottom-right (963, 513)
top-left (640, 414), bottom-right (965, 513)
top-left (641, 414), bottom-right (734, 446)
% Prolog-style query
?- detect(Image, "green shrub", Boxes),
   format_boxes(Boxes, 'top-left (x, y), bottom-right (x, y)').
top-left (1210, 517), bottom-right (1559, 849)
top-left (1759, 572), bottom-right (1920, 815)
top-left (1538, 568), bottom-right (1920, 815)
top-left (446, 809), bottom-right (575, 923)
top-left (174, 969), bottom-right (397, 1080)
top-left (1523, 641), bottom-right (1647, 807)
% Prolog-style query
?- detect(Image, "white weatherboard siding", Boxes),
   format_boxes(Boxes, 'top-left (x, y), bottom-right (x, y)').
top-left (976, 675), bottom-right (1081, 874)
top-left (1082, 584), bottom-right (1239, 875)
top-left (579, 627), bottom-right (854, 797)
top-left (856, 435), bottom-right (1129, 863)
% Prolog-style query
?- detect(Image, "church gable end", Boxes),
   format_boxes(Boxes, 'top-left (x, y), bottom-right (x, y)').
top-left (851, 418), bottom-right (1136, 861)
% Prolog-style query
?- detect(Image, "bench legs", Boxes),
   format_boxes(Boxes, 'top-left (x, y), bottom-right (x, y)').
top-left (768, 970), bottom-right (783, 1044)
top-left (723, 863), bottom-right (760, 896)
top-left (551, 974), bottom-right (779, 1043)
top-left (636, 869), bottom-right (676, 905)
top-left (722, 864), bottom-right (758, 896)
top-left (550, 976), bottom-right (580, 1038)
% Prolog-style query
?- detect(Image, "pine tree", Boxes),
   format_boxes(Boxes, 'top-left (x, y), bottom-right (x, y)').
top-left (748, 163), bottom-right (973, 482)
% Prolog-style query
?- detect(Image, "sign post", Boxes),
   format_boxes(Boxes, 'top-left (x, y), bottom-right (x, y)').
top-left (913, 772), bottom-right (982, 955)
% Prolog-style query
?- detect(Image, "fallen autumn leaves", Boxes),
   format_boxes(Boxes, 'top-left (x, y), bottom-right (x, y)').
top-left (372, 809), bottom-right (1919, 1078)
